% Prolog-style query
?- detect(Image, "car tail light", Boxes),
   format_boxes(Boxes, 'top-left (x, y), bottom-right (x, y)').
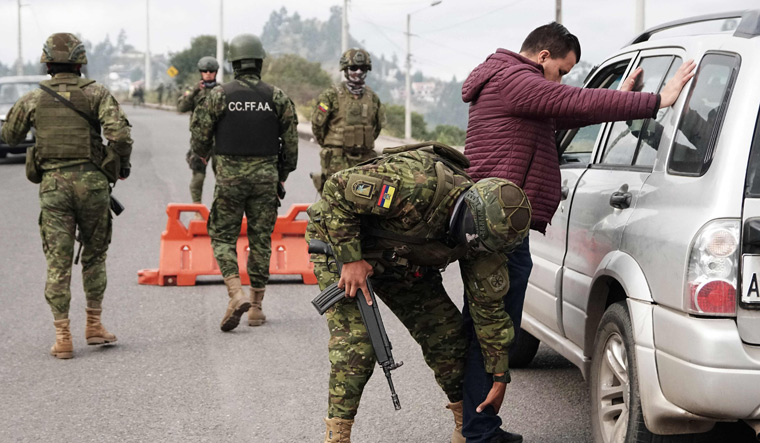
top-left (685, 219), bottom-right (739, 316)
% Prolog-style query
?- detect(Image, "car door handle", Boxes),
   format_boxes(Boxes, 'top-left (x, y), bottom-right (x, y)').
top-left (561, 186), bottom-right (569, 201)
top-left (609, 191), bottom-right (632, 209)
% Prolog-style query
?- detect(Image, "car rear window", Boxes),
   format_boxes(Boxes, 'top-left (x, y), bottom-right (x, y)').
top-left (668, 53), bottom-right (740, 176)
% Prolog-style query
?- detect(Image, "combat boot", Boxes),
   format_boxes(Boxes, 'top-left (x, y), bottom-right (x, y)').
top-left (446, 400), bottom-right (465, 443)
top-left (220, 276), bottom-right (251, 332)
top-left (248, 287), bottom-right (266, 326)
top-left (85, 308), bottom-right (118, 345)
top-left (50, 319), bottom-right (73, 359)
top-left (324, 417), bottom-right (353, 443)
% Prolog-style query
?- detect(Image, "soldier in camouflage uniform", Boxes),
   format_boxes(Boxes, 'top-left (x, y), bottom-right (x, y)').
top-left (177, 56), bottom-right (219, 204)
top-left (1, 33), bottom-right (132, 359)
top-left (306, 142), bottom-right (531, 443)
top-left (310, 48), bottom-right (386, 193)
top-left (191, 34), bottom-right (298, 332)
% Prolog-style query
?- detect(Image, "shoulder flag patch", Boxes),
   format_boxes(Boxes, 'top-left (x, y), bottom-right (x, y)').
top-left (318, 102), bottom-right (329, 113)
top-left (376, 184), bottom-right (396, 209)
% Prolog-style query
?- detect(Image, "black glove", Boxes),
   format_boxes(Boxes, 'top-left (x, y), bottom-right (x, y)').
top-left (119, 167), bottom-right (130, 179)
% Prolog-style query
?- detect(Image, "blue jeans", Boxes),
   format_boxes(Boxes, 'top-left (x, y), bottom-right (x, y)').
top-left (462, 237), bottom-right (532, 442)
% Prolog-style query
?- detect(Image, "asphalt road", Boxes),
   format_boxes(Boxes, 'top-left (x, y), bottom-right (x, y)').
top-left (2, 106), bottom-right (750, 442)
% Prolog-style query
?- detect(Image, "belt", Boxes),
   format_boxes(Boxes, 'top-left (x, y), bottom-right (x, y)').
top-left (50, 162), bottom-right (100, 173)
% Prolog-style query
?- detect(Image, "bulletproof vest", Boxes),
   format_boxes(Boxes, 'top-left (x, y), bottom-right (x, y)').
top-left (35, 76), bottom-right (98, 160)
top-left (362, 143), bottom-right (472, 269)
top-left (323, 84), bottom-right (378, 149)
top-left (214, 79), bottom-right (279, 157)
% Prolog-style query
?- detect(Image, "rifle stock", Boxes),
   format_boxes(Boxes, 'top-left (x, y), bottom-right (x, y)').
top-left (308, 239), bottom-right (403, 410)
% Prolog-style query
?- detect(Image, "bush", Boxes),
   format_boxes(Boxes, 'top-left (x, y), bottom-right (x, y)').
top-left (262, 54), bottom-right (332, 107)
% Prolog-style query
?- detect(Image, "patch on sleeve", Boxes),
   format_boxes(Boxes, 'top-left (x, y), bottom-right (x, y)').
top-left (351, 180), bottom-right (375, 199)
top-left (376, 184), bottom-right (396, 209)
top-left (318, 102), bottom-right (329, 113)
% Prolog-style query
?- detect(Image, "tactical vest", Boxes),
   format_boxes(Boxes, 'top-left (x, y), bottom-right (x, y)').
top-left (323, 84), bottom-right (378, 150)
top-left (215, 79), bottom-right (279, 157)
top-left (36, 76), bottom-right (98, 160)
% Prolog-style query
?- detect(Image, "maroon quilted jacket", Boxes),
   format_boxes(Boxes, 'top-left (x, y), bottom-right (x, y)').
top-left (463, 49), bottom-right (660, 233)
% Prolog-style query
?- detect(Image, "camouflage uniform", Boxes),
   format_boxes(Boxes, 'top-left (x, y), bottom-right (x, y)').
top-left (178, 83), bottom-right (215, 203)
top-left (191, 73), bottom-right (298, 287)
top-left (1, 72), bottom-right (132, 319)
top-left (311, 82), bottom-right (385, 193)
top-left (307, 145), bottom-right (522, 420)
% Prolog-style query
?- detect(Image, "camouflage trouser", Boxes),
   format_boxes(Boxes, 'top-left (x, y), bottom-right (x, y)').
top-left (313, 146), bottom-right (378, 193)
top-left (186, 149), bottom-right (216, 204)
top-left (38, 170), bottom-right (112, 320)
top-left (313, 258), bottom-right (466, 419)
top-left (208, 177), bottom-right (278, 287)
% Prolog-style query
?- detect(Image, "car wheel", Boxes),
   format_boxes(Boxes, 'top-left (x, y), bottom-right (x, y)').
top-left (591, 301), bottom-right (652, 443)
top-left (508, 327), bottom-right (540, 368)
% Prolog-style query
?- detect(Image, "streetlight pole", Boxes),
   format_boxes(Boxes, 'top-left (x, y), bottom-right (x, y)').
top-left (404, 0), bottom-right (442, 141)
top-left (145, 0), bottom-right (151, 91)
top-left (217, 0), bottom-right (224, 83)
top-left (634, 0), bottom-right (645, 34)
top-left (16, 0), bottom-right (23, 76)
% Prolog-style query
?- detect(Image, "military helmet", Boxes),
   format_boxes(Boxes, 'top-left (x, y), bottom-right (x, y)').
top-left (40, 33), bottom-right (87, 65)
top-left (339, 48), bottom-right (372, 71)
top-left (450, 178), bottom-right (532, 253)
top-left (228, 34), bottom-right (266, 62)
top-left (197, 56), bottom-right (219, 72)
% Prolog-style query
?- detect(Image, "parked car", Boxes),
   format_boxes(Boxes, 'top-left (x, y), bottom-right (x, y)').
top-left (511, 10), bottom-right (760, 442)
top-left (0, 75), bottom-right (47, 157)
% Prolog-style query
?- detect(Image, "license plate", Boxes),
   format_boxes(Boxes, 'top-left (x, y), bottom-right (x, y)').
top-left (741, 255), bottom-right (760, 304)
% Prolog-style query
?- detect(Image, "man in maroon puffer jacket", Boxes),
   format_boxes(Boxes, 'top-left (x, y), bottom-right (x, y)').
top-left (460, 22), bottom-right (695, 443)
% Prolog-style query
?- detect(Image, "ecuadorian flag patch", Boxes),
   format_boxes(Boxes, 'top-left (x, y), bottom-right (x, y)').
top-left (376, 184), bottom-right (396, 209)
top-left (318, 102), bottom-right (329, 113)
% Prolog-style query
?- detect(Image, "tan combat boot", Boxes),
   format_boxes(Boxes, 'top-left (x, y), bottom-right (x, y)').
top-left (220, 276), bottom-right (251, 332)
top-left (85, 308), bottom-right (118, 345)
top-left (248, 287), bottom-right (266, 326)
top-left (324, 417), bottom-right (353, 443)
top-left (447, 400), bottom-right (465, 443)
top-left (50, 319), bottom-right (73, 359)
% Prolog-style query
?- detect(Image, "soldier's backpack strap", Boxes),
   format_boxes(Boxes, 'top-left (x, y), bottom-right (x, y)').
top-left (383, 142), bottom-right (470, 172)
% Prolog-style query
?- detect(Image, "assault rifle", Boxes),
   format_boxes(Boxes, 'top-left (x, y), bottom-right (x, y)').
top-left (308, 239), bottom-right (403, 411)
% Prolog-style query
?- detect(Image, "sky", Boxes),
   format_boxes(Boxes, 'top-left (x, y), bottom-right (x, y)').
top-left (0, 0), bottom-right (757, 81)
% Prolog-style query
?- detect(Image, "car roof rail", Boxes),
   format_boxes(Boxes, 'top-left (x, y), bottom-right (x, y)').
top-left (627, 9), bottom-right (759, 45)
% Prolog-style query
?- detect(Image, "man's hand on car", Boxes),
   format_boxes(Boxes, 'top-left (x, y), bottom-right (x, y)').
top-left (659, 59), bottom-right (697, 108)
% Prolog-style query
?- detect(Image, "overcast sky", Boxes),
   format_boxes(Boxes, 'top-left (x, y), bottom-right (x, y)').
top-left (0, 0), bottom-right (757, 81)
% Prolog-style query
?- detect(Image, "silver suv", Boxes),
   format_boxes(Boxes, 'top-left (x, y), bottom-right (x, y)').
top-left (511, 10), bottom-right (760, 442)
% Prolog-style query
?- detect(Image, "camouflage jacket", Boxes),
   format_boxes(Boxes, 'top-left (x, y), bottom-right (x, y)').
top-left (318, 149), bottom-right (513, 373)
top-left (176, 82), bottom-right (211, 115)
top-left (190, 73), bottom-right (298, 182)
top-left (311, 82), bottom-right (385, 147)
top-left (1, 73), bottom-right (133, 170)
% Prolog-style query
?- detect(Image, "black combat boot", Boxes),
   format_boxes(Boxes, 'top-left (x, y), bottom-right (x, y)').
top-left (487, 428), bottom-right (523, 443)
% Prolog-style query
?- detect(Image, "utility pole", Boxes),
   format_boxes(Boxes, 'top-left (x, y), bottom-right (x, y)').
top-left (634, 0), bottom-right (645, 34)
top-left (145, 0), bottom-right (152, 91)
top-left (555, 0), bottom-right (562, 24)
top-left (217, 0), bottom-right (224, 83)
top-left (16, 0), bottom-right (23, 76)
top-left (341, 0), bottom-right (349, 53)
top-left (404, 1), bottom-right (442, 141)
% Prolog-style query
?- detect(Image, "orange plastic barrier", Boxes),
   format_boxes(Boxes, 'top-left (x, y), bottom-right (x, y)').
top-left (137, 203), bottom-right (317, 286)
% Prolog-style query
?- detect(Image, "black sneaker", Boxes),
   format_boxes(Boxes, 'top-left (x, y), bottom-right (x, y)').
top-left (487, 429), bottom-right (523, 443)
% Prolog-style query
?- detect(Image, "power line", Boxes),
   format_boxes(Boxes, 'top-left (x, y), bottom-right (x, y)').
top-left (421, 0), bottom-right (529, 34)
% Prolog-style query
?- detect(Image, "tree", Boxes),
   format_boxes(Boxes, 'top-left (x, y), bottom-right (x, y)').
top-left (169, 35), bottom-right (228, 87)
top-left (261, 54), bottom-right (332, 106)
top-left (384, 104), bottom-right (429, 140)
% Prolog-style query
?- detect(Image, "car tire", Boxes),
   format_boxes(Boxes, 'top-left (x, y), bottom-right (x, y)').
top-left (508, 327), bottom-right (540, 368)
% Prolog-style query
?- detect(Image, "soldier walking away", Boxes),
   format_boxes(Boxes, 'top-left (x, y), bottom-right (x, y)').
top-left (191, 34), bottom-right (298, 332)
top-left (178, 56), bottom-right (219, 205)
top-left (156, 82), bottom-right (165, 106)
top-left (310, 48), bottom-right (385, 193)
top-left (1, 33), bottom-right (133, 359)
top-left (306, 142), bottom-right (531, 443)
